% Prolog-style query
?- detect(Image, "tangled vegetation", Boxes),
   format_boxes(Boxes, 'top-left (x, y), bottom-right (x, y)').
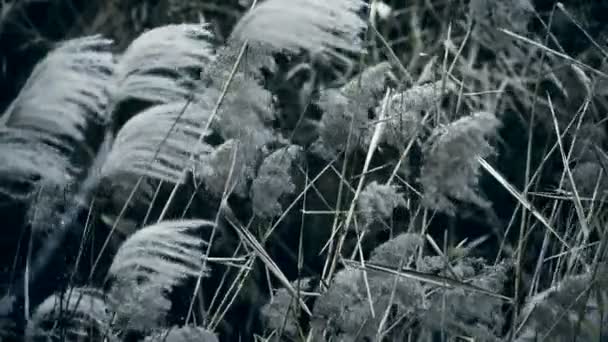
top-left (1, 0), bottom-right (608, 341)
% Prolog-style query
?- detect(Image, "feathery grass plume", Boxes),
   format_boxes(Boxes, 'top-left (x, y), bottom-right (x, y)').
top-left (420, 111), bottom-right (501, 215)
top-left (202, 46), bottom-right (276, 148)
top-left (107, 219), bottom-right (212, 334)
top-left (377, 108), bottom-right (420, 152)
top-left (384, 80), bottom-right (449, 114)
top-left (143, 326), bottom-right (219, 342)
top-left (220, 40), bottom-right (278, 79)
top-left (99, 100), bottom-right (214, 236)
top-left (0, 136), bottom-right (114, 335)
top-left (317, 62), bottom-right (393, 156)
top-left (101, 101), bottom-right (213, 185)
top-left (210, 76), bottom-right (275, 149)
top-left (261, 277), bottom-right (315, 340)
top-left (110, 24), bottom-right (215, 130)
top-left (418, 258), bottom-right (509, 341)
top-left (195, 46), bottom-right (276, 199)
top-left (0, 129), bottom-right (72, 201)
top-left (0, 36), bottom-right (113, 293)
top-left (1, 35), bottom-right (114, 169)
top-left (368, 233), bottom-right (423, 266)
top-left (251, 145), bottom-right (304, 218)
top-left (365, 270), bottom-right (426, 340)
top-left (356, 181), bottom-right (406, 231)
top-left (108, 279), bottom-right (172, 334)
top-left (517, 264), bottom-right (608, 342)
top-left (317, 233), bottom-right (507, 340)
top-left (317, 88), bottom-right (368, 156)
top-left (229, 0), bottom-right (367, 61)
top-left (364, 80), bottom-right (450, 151)
top-left (365, 234), bottom-right (428, 339)
top-left (197, 139), bottom-right (257, 198)
top-left (309, 267), bottom-right (370, 340)
top-left (341, 62), bottom-right (393, 109)
top-left (26, 287), bottom-right (114, 342)
top-left (311, 234), bottom-right (424, 340)
top-left (311, 266), bottom-right (426, 340)
top-left (108, 219), bottom-right (211, 289)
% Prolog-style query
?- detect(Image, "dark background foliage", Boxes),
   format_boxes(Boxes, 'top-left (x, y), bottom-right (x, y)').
top-left (1, 0), bottom-right (608, 341)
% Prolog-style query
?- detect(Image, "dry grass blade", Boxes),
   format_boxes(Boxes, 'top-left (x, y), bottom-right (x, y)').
top-left (327, 88), bottom-right (392, 320)
top-left (230, 0), bottom-right (367, 59)
top-left (547, 94), bottom-right (591, 239)
top-left (499, 28), bottom-right (608, 79)
top-left (555, 3), bottom-right (608, 58)
top-left (341, 259), bottom-right (513, 303)
top-left (477, 157), bottom-right (570, 249)
top-left (348, 89), bottom-right (392, 316)
top-left (221, 205), bottom-right (313, 316)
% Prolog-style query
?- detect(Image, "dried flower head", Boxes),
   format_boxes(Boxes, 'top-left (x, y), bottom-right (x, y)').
top-left (420, 111), bottom-right (501, 214)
